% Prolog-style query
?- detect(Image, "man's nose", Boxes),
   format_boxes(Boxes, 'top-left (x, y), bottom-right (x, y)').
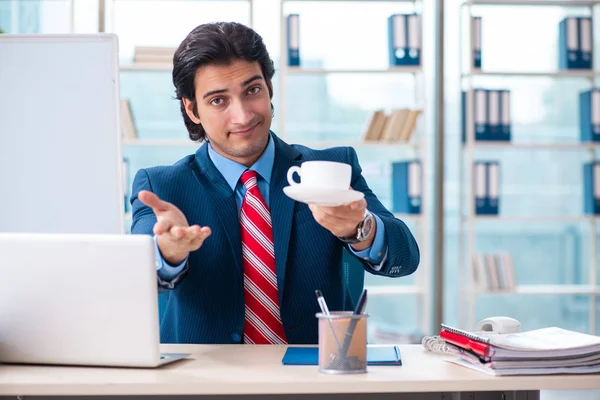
top-left (230, 100), bottom-right (254, 127)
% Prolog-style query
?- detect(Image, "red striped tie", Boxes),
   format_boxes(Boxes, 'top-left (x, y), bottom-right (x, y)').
top-left (239, 170), bottom-right (287, 344)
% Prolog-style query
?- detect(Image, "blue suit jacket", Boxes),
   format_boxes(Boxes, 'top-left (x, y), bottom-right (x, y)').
top-left (130, 134), bottom-right (420, 344)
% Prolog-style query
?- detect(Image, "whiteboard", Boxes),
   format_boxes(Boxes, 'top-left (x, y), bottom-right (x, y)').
top-left (0, 34), bottom-right (124, 234)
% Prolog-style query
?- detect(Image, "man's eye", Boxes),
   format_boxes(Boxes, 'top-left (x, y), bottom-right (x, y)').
top-left (210, 98), bottom-right (224, 106)
top-left (248, 86), bottom-right (261, 95)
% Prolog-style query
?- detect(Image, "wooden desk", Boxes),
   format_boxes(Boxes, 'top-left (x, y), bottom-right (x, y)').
top-left (1, 345), bottom-right (599, 400)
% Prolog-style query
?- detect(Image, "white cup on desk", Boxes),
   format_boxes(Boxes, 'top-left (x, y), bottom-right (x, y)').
top-left (286, 161), bottom-right (352, 190)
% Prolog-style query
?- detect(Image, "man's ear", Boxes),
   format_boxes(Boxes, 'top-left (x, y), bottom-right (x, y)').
top-left (182, 98), bottom-right (201, 124)
top-left (267, 80), bottom-right (274, 100)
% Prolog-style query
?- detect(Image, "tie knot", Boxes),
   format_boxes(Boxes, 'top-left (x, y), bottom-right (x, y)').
top-left (241, 170), bottom-right (258, 190)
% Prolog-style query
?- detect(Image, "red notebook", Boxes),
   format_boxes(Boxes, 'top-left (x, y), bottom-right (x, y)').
top-left (440, 324), bottom-right (493, 359)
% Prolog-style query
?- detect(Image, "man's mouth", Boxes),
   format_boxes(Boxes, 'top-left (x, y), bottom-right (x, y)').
top-left (230, 121), bottom-right (259, 136)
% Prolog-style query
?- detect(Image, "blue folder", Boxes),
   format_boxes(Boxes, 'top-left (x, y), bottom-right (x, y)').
top-left (282, 345), bottom-right (402, 366)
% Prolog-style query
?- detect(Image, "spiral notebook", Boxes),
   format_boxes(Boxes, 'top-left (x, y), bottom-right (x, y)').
top-left (282, 345), bottom-right (402, 366)
top-left (440, 324), bottom-right (600, 361)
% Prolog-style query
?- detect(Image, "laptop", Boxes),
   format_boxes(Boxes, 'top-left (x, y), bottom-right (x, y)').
top-left (0, 233), bottom-right (189, 368)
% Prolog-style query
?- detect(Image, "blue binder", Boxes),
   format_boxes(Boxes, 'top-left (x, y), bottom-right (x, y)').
top-left (287, 14), bottom-right (300, 67)
top-left (486, 161), bottom-right (500, 215)
top-left (462, 89), bottom-right (489, 142)
top-left (388, 14), bottom-right (408, 66)
top-left (578, 17), bottom-right (592, 70)
top-left (391, 160), bottom-right (421, 214)
top-left (584, 162), bottom-right (600, 215)
top-left (122, 157), bottom-right (129, 213)
top-left (406, 14), bottom-right (421, 66)
top-left (579, 89), bottom-right (600, 142)
top-left (474, 161), bottom-right (487, 215)
top-left (487, 90), bottom-right (500, 141)
top-left (559, 17), bottom-right (581, 70)
top-left (499, 89), bottom-right (511, 142)
top-left (472, 16), bottom-right (482, 69)
top-left (474, 161), bottom-right (500, 215)
top-left (282, 345), bottom-right (402, 366)
top-left (388, 14), bottom-right (420, 66)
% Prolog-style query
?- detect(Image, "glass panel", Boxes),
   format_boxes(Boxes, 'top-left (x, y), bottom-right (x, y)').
top-left (0, 0), bottom-right (98, 34)
top-left (108, 0), bottom-right (251, 62)
top-left (366, 295), bottom-right (422, 343)
top-left (445, 0), bottom-right (600, 333)
top-left (475, 294), bottom-right (591, 333)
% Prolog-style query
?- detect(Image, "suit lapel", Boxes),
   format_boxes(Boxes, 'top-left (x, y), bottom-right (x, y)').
top-left (188, 136), bottom-right (302, 303)
top-left (269, 135), bottom-right (302, 305)
top-left (189, 143), bottom-right (243, 275)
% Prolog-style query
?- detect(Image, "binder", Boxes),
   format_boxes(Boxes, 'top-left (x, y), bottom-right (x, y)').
top-left (391, 160), bottom-right (422, 214)
top-left (578, 17), bottom-right (592, 70)
top-left (487, 161), bottom-right (500, 215)
top-left (407, 14), bottom-right (421, 66)
top-left (122, 158), bottom-right (129, 213)
top-left (462, 89), bottom-right (489, 143)
top-left (287, 14), bottom-right (300, 67)
top-left (472, 16), bottom-right (482, 70)
top-left (487, 90), bottom-right (500, 141)
top-left (579, 89), bottom-right (600, 142)
top-left (559, 17), bottom-right (580, 70)
top-left (388, 14), bottom-right (408, 66)
top-left (282, 345), bottom-right (402, 366)
top-left (583, 162), bottom-right (600, 215)
top-left (474, 161), bottom-right (487, 215)
top-left (499, 90), bottom-right (511, 142)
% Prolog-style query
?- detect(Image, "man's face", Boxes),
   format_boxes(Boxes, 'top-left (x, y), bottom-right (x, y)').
top-left (184, 59), bottom-right (273, 167)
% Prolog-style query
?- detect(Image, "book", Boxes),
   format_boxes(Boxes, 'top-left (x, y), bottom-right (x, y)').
top-left (282, 345), bottom-right (402, 366)
top-left (440, 325), bottom-right (600, 361)
top-left (391, 160), bottom-right (421, 214)
top-left (448, 357), bottom-right (600, 376)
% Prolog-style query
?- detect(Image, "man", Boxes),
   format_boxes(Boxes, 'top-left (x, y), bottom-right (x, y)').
top-left (131, 22), bottom-right (420, 345)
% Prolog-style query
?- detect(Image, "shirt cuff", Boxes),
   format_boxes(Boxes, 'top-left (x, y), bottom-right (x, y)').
top-left (348, 213), bottom-right (387, 270)
top-left (154, 235), bottom-right (188, 281)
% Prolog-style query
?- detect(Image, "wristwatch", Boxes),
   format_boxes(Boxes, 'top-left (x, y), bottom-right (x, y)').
top-left (338, 210), bottom-right (375, 244)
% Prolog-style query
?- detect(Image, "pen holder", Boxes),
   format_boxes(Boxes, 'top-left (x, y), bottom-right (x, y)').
top-left (316, 311), bottom-right (368, 374)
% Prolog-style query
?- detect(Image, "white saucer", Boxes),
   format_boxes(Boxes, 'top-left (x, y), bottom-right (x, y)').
top-left (283, 185), bottom-right (364, 206)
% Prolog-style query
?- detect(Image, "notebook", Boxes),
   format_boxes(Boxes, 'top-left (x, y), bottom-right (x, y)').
top-left (282, 345), bottom-right (402, 366)
top-left (440, 324), bottom-right (600, 361)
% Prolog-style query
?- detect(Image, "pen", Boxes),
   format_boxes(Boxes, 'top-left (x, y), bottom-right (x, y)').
top-left (340, 289), bottom-right (368, 360)
top-left (314, 290), bottom-right (342, 352)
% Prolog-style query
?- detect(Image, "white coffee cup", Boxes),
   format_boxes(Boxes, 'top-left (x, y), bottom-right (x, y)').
top-left (286, 161), bottom-right (351, 190)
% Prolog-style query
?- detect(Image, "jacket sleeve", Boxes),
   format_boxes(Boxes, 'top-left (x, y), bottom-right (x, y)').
top-left (345, 147), bottom-right (420, 278)
top-left (130, 169), bottom-right (190, 290)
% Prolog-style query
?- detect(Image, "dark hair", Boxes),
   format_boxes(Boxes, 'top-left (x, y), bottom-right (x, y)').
top-left (172, 22), bottom-right (275, 142)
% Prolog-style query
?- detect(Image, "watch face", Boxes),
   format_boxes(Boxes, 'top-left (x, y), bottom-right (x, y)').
top-left (360, 213), bottom-right (374, 239)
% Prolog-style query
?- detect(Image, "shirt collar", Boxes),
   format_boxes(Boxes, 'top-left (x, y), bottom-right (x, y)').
top-left (207, 132), bottom-right (275, 191)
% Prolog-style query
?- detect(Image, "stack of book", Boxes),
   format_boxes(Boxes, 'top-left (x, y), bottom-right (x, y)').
top-left (440, 325), bottom-right (600, 376)
top-left (471, 252), bottom-right (516, 292)
top-left (133, 46), bottom-right (176, 65)
top-left (362, 108), bottom-right (421, 142)
top-left (120, 99), bottom-right (137, 139)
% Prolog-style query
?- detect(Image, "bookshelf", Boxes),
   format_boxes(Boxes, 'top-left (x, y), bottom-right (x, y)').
top-left (278, 0), bottom-right (431, 336)
top-left (458, 0), bottom-right (599, 334)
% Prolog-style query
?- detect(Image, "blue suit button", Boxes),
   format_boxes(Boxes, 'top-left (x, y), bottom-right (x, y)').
top-left (231, 332), bottom-right (242, 343)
